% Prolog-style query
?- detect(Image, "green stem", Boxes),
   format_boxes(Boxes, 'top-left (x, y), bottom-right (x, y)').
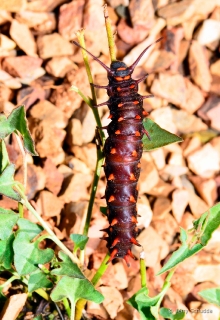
top-left (104, 4), bottom-right (117, 61)
top-left (83, 149), bottom-right (104, 236)
top-left (15, 184), bottom-right (80, 265)
top-left (76, 30), bottom-right (105, 144)
top-left (140, 251), bottom-right (147, 288)
top-left (91, 253), bottom-right (110, 286)
top-left (75, 253), bottom-right (110, 320)
top-left (18, 202), bottom-right (24, 218)
top-left (63, 297), bottom-right (71, 318)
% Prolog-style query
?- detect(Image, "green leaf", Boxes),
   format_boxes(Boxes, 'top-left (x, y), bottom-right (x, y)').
top-left (0, 106), bottom-right (37, 155)
top-left (0, 234), bottom-right (14, 269)
top-left (0, 140), bottom-right (10, 174)
top-left (193, 203), bottom-right (220, 246)
top-left (51, 276), bottom-right (104, 316)
top-left (142, 118), bottom-right (182, 151)
top-left (127, 286), bottom-right (170, 320)
top-left (0, 164), bottom-right (21, 201)
top-left (17, 218), bottom-right (43, 240)
top-left (28, 269), bottom-right (53, 292)
top-left (158, 204), bottom-right (220, 275)
top-left (0, 209), bottom-right (19, 240)
top-left (51, 251), bottom-right (84, 279)
top-left (100, 206), bottom-right (107, 216)
top-left (70, 234), bottom-right (89, 252)
top-left (0, 114), bottom-right (11, 138)
top-left (13, 232), bottom-right (54, 275)
top-left (157, 229), bottom-right (202, 275)
top-left (198, 288), bottom-right (220, 307)
top-left (159, 308), bottom-right (185, 319)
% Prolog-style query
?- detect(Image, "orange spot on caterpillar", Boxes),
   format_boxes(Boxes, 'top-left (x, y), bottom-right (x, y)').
top-left (118, 117), bottom-right (124, 122)
top-left (108, 195), bottom-right (115, 202)
top-left (118, 103), bottom-right (123, 107)
top-left (135, 227), bottom-right (139, 232)
top-left (130, 173), bottom-right (136, 181)
top-left (117, 87), bottom-right (121, 91)
top-left (111, 218), bottom-right (118, 226)
top-left (111, 238), bottom-right (120, 248)
top-left (115, 130), bottom-right (121, 134)
top-left (135, 131), bottom-right (141, 136)
top-left (108, 174), bottom-right (114, 180)
top-left (129, 195), bottom-right (136, 203)
top-left (135, 115), bottom-right (141, 119)
top-left (137, 162), bottom-right (141, 168)
top-left (142, 110), bottom-right (149, 116)
top-left (124, 75), bottom-right (131, 80)
top-left (110, 148), bottom-right (116, 154)
top-left (133, 100), bottom-right (139, 105)
top-left (108, 114), bottom-right (113, 119)
top-left (131, 216), bottom-right (138, 223)
top-left (129, 84), bottom-right (135, 89)
top-left (132, 150), bottom-right (138, 157)
top-left (136, 185), bottom-right (139, 191)
top-left (115, 77), bottom-right (123, 81)
top-left (117, 67), bottom-right (126, 71)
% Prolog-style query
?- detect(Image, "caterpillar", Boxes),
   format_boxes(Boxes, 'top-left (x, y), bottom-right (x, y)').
top-left (73, 38), bottom-right (161, 265)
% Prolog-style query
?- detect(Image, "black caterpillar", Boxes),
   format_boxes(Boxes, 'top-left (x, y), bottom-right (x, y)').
top-left (73, 38), bottom-right (161, 265)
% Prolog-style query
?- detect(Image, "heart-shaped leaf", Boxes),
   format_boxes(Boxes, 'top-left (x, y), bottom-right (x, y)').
top-left (0, 106), bottom-right (37, 155)
top-left (13, 232), bottom-right (54, 275)
top-left (0, 164), bottom-right (21, 201)
top-left (70, 234), bottom-right (89, 252)
top-left (142, 118), bottom-right (182, 151)
top-left (51, 276), bottom-right (104, 317)
top-left (51, 251), bottom-right (84, 279)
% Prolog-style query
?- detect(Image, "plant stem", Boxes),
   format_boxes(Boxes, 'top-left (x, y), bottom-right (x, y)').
top-left (63, 297), bottom-right (71, 318)
top-left (75, 253), bottom-right (110, 320)
top-left (18, 202), bottom-right (24, 218)
top-left (76, 30), bottom-right (105, 144)
top-left (91, 253), bottom-right (110, 286)
top-left (83, 150), bottom-right (104, 236)
top-left (140, 251), bottom-right (147, 288)
top-left (15, 184), bottom-right (80, 265)
top-left (104, 4), bottom-right (117, 62)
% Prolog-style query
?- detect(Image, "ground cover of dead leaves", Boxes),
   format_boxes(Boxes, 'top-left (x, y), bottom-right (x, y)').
top-left (0, 0), bottom-right (220, 319)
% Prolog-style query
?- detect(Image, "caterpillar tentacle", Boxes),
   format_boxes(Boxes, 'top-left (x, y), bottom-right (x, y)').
top-left (74, 38), bottom-right (161, 264)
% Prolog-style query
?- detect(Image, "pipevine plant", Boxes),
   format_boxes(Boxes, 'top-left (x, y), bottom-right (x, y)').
top-left (0, 6), bottom-right (220, 320)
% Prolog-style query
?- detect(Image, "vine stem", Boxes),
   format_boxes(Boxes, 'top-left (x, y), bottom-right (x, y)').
top-left (104, 4), bottom-right (117, 62)
top-left (91, 253), bottom-right (110, 286)
top-left (140, 250), bottom-right (147, 288)
top-left (75, 30), bottom-right (105, 144)
top-left (15, 184), bottom-right (80, 265)
top-left (75, 253), bottom-right (110, 320)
